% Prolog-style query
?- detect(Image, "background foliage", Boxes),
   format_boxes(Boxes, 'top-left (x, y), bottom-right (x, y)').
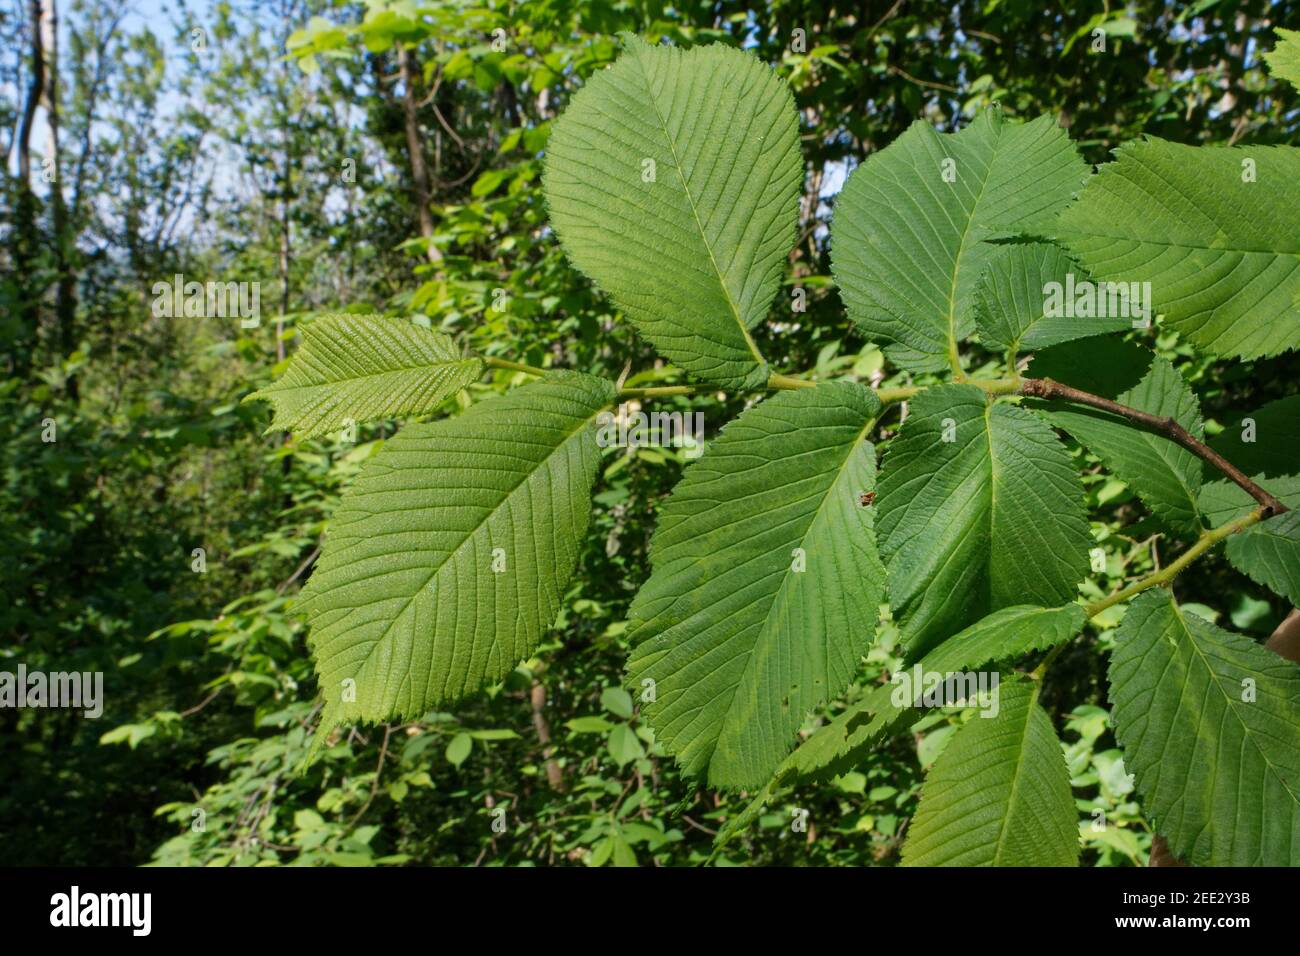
top-left (2, 0), bottom-right (1297, 866)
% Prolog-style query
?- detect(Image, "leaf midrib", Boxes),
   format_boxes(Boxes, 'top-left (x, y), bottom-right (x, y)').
top-left (266, 358), bottom-right (480, 395)
top-left (945, 129), bottom-right (998, 371)
top-left (990, 681), bottom-right (1040, 865)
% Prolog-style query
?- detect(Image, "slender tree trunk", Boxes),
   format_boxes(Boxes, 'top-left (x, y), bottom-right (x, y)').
top-left (42, 0), bottom-right (79, 399)
top-left (397, 45), bottom-right (442, 265)
top-left (277, 0), bottom-right (292, 363)
top-left (276, 0), bottom-right (294, 511)
top-left (17, 0), bottom-right (43, 186)
top-left (529, 681), bottom-right (564, 791)
top-left (8, 0), bottom-right (46, 378)
top-left (278, 172), bottom-right (289, 362)
top-left (1267, 608), bottom-right (1300, 664)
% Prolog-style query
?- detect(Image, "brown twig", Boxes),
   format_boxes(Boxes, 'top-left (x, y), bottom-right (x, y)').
top-left (348, 724), bottom-right (393, 828)
top-left (680, 814), bottom-right (718, 837)
top-left (886, 64), bottom-right (958, 93)
top-left (181, 685), bottom-right (225, 718)
top-left (867, 0), bottom-right (905, 39)
top-left (1020, 377), bottom-right (1288, 517)
top-left (276, 543), bottom-right (321, 595)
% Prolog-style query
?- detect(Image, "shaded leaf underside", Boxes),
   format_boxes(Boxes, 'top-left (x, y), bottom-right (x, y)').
top-left (1028, 338), bottom-right (1205, 537)
top-left (974, 241), bottom-right (1131, 353)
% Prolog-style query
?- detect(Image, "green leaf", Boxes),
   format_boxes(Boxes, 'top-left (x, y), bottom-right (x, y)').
top-left (626, 382), bottom-right (886, 788)
top-left (1199, 396), bottom-right (1300, 527)
top-left (1056, 137), bottom-right (1300, 361)
top-left (445, 732), bottom-right (472, 767)
top-left (607, 724), bottom-right (644, 766)
top-left (713, 603), bottom-right (1087, 848)
top-left (903, 679), bottom-right (1079, 866)
top-left (1201, 476), bottom-right (1300, 528)
top-left (610, 834), bottom-right (638, 867)
top-left (1264, 27), bottom-right (1300, 88)
top-left (1109, 589), bottom-right (1300, 866)
top-left (877, 384), bottom-right (1091, 659)
top-left (566, 716), bottom-right (614, 734)
top-left (1207, 394), bottom-right (1300, 481)
top-left (832, 108), bottom-right (1086, 372)
top-left (1027, 338), bottom-right (1205, 536)
top-left (600, 686), bottom-right (634, 719)
top-left (300, 372), bottom-right (614, 737)
top-left (974, 242), bottom-right (1131, 354)
top-left (587, 837), bottom-right (614, 867)
top-left (245, 314), bottom-right (483, 439)
top-left (794, 604), bottom-right (1084, 779)
top-left (467, 728), bottom-right (520, 741)
top-left (1225, 510), bottom-right (1300, 606)
top-left (920, 603), bottom-right (1090, 675)
top-left (544, 35), bottom-right (800, 388)
top-left (916, 724), bottom-right (957, 768)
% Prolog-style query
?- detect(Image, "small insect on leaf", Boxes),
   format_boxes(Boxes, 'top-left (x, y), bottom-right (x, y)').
top-left (859, 491), bottom-right (877, 507)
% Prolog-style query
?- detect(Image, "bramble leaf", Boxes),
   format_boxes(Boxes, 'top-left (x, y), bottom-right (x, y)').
top-left (544, 35), bottom-right (800, 388)
top-left (245, 314), bottom-right (483, 439)
top-left (1028, 338), bottom-right (1205, 536)
top-left (1056, 137), bottom-right (1300, 361)
top-left (1109, 589), bottom-right (1300, 866)
top-left (300, 372), bottom-right (614, 738)
top-left (902, 679), bottom-right (1079, 866)
top-left (832, 108), bottom-right (1086, 372)
top-left (877, 384), bottom-right (1091, 659)
top-left (626, 382), bottom-right (885, 788)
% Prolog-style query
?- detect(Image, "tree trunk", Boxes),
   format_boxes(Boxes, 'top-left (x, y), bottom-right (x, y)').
top-left (8, 0), bottom-right (45, 378)
top-left (529, 681), bottom-right (564, 791)
top-left (17, 0), bottom-right (43, 186)
top-left (277, 0), bottom-right (292, 363)
top-left (42, 0), bottom-right (79, 399)
top-left (397, 44), bottom-right (442, 265)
